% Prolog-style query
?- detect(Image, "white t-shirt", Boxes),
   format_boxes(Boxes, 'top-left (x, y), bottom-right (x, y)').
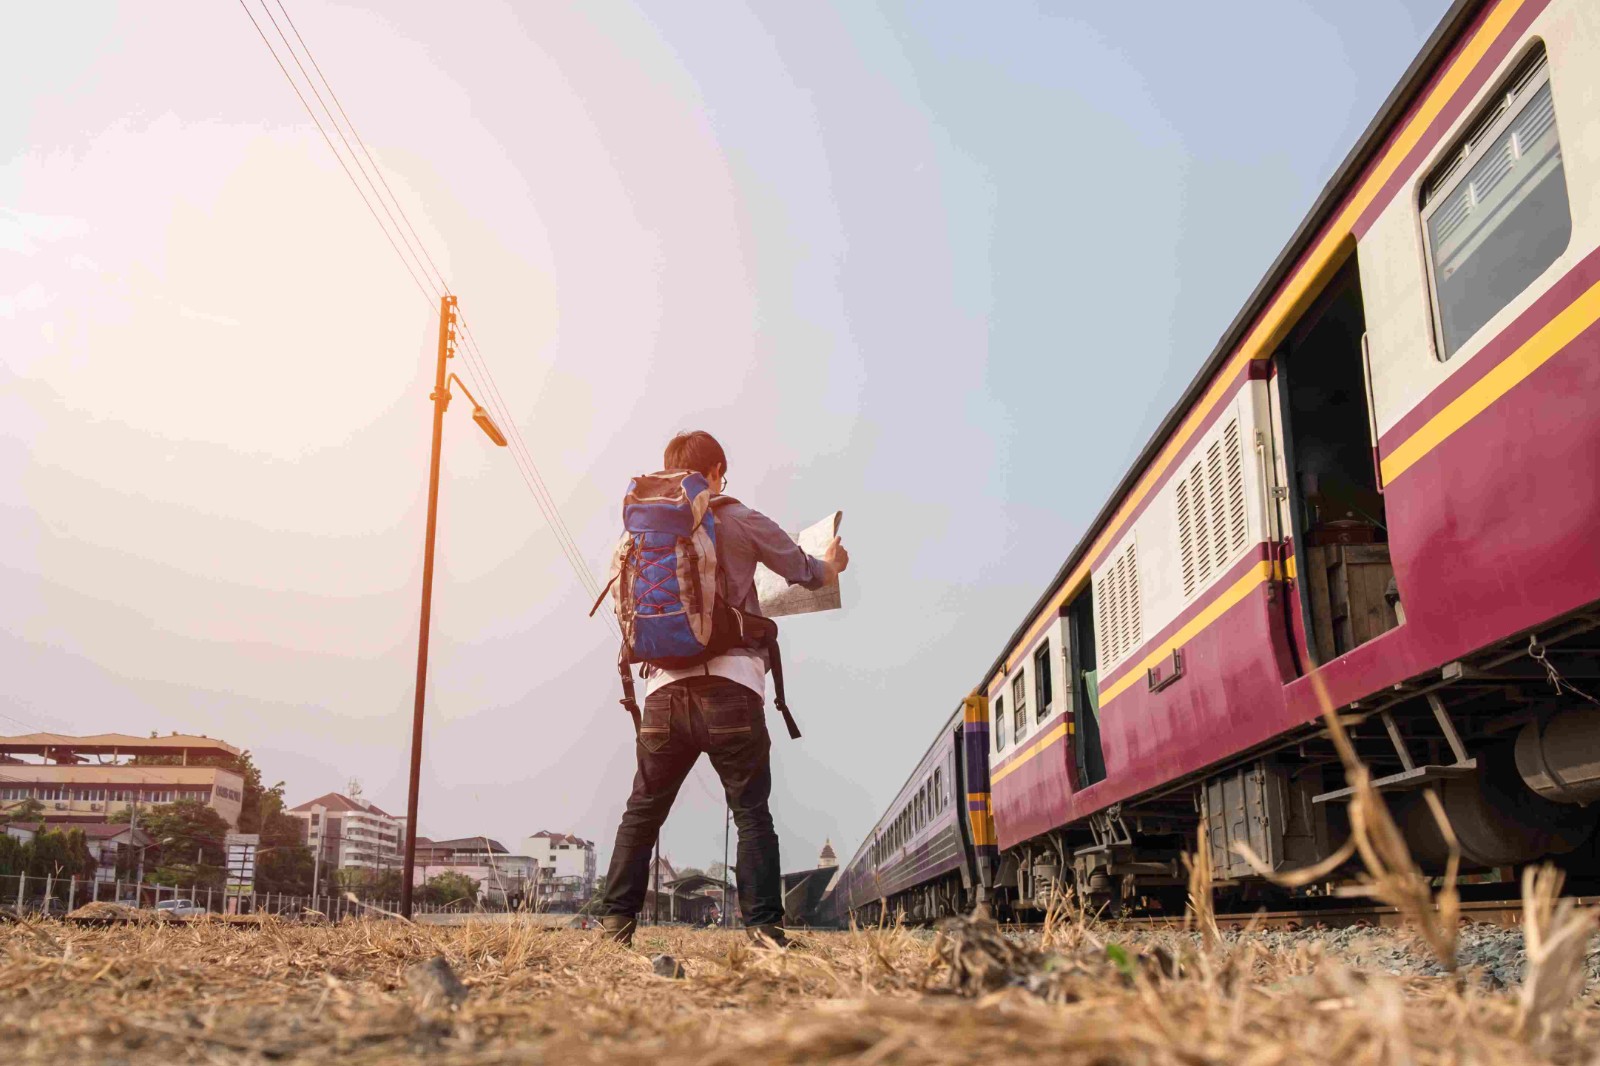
top-left (644, 649), bottom-right (767, 701)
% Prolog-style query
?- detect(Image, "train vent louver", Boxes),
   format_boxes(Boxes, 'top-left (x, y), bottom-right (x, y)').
top-left (1175, 417), bottom-right (1246, 600)
top-left (1224, 418), bottom-right (1247, 552)
top-left (1177, 478), bottom-right (1196, 598)
top-left (1114, 552), bottom-right (1130, 661)
top-left (1097, 539), bottom-right (1141, 668)
top-left (1125, 542), bottom-right (1141, 653)
top-left (1206, 439), bottom-right (1229, 573)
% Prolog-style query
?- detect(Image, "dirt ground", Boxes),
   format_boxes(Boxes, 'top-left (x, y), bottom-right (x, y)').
top-left (2, 915), bottom-right (1598, 1065)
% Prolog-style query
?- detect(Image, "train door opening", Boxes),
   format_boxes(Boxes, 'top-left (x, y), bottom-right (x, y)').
top-left (1067, 591), bottom-right (1106, 787)
top-left (1274, 255), bottom-right (1400, 664)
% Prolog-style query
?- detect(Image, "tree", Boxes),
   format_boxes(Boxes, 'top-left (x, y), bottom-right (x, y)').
top-left (257, 841), bottom-right (314, 895)
top-left (676, 866), bottom-right (706, 880)
top-left (0, 825), bottom-right (95, 880)
top-left (336, 866), bottom-right (403, 901)
top-left (112, 800), bottom-right (232, 886)
top-left (420, 871), bottom-right (479, 908)
top-left (1, 797), bottom-right (46, 826)
top-left (254, 782), bottom-right (314, 894)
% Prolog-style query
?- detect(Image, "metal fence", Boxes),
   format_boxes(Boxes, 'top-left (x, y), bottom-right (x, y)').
top-left (0, 872), bottom-right (508, 920)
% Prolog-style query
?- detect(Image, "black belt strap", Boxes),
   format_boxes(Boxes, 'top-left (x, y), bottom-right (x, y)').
top-left (766, 637), bottom-right (801, 740)
top-left (617, 656), bottom-right (641, 734)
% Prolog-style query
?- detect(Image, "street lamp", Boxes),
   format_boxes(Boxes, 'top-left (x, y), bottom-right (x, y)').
top-left (400, 294), bottom-right (508, 920)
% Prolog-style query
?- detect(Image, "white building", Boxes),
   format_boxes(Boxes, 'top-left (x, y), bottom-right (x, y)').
top-left (521, 830), bottom-right (597, 904)
top-left (413, 836), bottom-right (536, 905)
top-left (287, 792), bottom-right (404, 874)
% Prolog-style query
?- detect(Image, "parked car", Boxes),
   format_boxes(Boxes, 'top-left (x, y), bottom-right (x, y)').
top-left (154, 898), bottom-right (206, 918)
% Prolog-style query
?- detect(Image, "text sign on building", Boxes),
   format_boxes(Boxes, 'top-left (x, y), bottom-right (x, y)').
top-left (224, 833), bottom-right (259, 897)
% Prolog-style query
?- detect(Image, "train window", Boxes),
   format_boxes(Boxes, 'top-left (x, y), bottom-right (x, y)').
top-left (1035, 644), bottom-right (1053, 723)
top-left (1422, 44), bottom-right (1568, 360)
top-left (934, 767), bottom-right (943, 810)
top-left (994, 695), bottom-right (1007, 751)
top-left (1012, 673), bottom-right (1027, 740)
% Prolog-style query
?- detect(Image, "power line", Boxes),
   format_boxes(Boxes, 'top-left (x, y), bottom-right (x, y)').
top-left (235, 0), bottom-right (435, 307)
top-left (268, 0), bottom-right (452, 298)
top-left (237, 0), bottom-right (618, 639)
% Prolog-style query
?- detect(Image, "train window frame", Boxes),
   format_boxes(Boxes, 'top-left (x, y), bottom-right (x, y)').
top-left (994, 694), bottom-right (1007, 752)
top-left (1012, 671), bottom-right (1027, 742)
top-left (1034, 643), bottom-right (1053, 723)
top-left (1419, 42), bottom-right (1570, 362)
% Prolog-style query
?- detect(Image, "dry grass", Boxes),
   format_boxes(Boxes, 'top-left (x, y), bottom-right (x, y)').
top-left (2, 913), bottom-right (1598, 1065)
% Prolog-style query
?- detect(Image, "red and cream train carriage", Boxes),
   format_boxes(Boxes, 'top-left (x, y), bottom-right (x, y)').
top-left (839, 0), bottom-right (1600, 923)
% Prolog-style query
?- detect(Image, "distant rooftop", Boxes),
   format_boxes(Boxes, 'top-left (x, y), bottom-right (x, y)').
top-left (528, 829), bottom-right (594, 848)
top-left (288, 792), bottom-right (397, 818)
top-left (428, 836), bottom-right (508, 854)
top-left (0, 733), bottom-right (241, 762)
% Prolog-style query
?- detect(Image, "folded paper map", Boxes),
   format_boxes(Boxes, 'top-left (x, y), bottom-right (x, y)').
top-left (755, 511), bottom-right (843, 618)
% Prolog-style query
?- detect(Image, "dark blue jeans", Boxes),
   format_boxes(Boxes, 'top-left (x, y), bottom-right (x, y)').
top-left (600, 675), bottom-right (783, 927)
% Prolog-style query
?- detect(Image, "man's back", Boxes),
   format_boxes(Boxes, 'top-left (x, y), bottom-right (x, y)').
top-left (644, 497), bottom-right (829, 698)
top-left (599, 430), bottom-right (847, 947)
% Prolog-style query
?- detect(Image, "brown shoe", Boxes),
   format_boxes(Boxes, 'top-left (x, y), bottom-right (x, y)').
top-left (601, 915), bottom-right (636, 946)
top-left (746, 923), bottom-right (788, 948)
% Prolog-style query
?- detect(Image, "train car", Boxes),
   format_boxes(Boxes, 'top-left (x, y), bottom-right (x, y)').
top-left (978, 0), bottom-right (1600, 913)
top-left (837, 698), bottom-right (999, 923)
top-left (840, 0), bottom-right (1600, 925)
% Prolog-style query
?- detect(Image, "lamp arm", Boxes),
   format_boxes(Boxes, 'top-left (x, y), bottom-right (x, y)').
top-left (447, 373), bottom-right (485, 410)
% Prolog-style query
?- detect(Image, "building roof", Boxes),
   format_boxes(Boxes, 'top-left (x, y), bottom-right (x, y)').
top-left (288, 792), bottom-right (396, 818)
top-left (429, 836), bottom-right (508, 854)
top-left (528, 829), bottom-right (594, 847)
top-left (71, 823), bottom-right (154, 844)
top-left (819, 839), bottom-right (836, 860)
top-left (0, 733), bottom-right (241, 760)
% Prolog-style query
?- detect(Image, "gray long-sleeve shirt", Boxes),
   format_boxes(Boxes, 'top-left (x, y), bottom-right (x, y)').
top-left (644, 496), bottom-right (829, 700)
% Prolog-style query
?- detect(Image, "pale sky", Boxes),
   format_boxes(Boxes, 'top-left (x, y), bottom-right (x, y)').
top-left (3, 1), bottom-right (1447, 874)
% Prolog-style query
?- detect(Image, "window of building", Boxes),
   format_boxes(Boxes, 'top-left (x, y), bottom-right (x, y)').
top-left (994, 695), bottom-right (1007, 751)
top-left (1423, 44), bottom-right (1568, 359)
top-left (1012, 672), bottom-right (1027, 740)
top-left (1035, 643), bottom-right (1053, 723)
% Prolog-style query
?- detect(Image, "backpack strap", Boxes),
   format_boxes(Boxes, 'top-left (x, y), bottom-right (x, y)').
top-left (617, 653), bottom-right (641, 734)
top-left (588, 574), bottom-right (618, 618)
top-left (765, 636), bottom-right (801, 740)
top-left (737, 610), bottom-right (800, 741)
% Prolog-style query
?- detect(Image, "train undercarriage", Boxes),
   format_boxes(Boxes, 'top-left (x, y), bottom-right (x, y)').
top-left (1002, 606), bottom-right (1600, 918)
top-left (852, 869), bottom-right (970, 927)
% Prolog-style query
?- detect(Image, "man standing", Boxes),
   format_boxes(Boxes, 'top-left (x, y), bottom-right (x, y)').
top-left (598, 431), bottom-right (848, 947)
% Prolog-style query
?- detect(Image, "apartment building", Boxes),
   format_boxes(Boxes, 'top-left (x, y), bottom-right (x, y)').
top-left (288, 792), bottom-right (404, 873)
top-left (0, 733), bottom-right (247, 829)
top-left (521, 830), bottom-right (597, 905)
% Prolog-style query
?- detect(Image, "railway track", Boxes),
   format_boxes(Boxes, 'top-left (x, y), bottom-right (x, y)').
top-left (1045, 895), bottom-right (1600, 933)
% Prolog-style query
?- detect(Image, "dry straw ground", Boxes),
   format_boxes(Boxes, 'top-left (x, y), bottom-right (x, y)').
top-left (2, 908), bottom-right (1598, 1066)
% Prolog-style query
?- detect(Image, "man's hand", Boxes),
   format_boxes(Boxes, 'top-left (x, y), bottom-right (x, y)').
top-left (821, 536), bottom-right (849, 580)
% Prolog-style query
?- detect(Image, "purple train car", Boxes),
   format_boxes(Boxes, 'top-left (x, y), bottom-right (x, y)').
top-left (838, 0), bottom-right (1600, 922)
top-left (837, 698), bottom-right (999, 924)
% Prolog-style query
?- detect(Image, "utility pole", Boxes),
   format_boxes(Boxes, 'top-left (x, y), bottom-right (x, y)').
top-left (722, 805), bottom-right (731, 928)
top-left (400, 293), bottom-right (458, 920)
top-left (130, 795), bottom-right (144, 892)
top-left (651, 837), bottom-right (661, 925)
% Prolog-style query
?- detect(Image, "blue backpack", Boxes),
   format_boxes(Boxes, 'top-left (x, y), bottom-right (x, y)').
top-left (590, 469), bottom-right (799, 738)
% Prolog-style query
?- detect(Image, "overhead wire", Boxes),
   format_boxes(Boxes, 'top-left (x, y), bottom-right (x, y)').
top-left (234, 0), bottom-right (435, 307)
top-left (237, 0), bottom-right (617, 639)
top-left (241, 1), bottom-right (719, 803)
top-left (268, 0), bottom-right (452, 297)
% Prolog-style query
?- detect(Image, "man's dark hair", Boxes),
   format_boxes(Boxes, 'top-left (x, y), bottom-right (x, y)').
top-left (663, 431), bottom-right (727, 477)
